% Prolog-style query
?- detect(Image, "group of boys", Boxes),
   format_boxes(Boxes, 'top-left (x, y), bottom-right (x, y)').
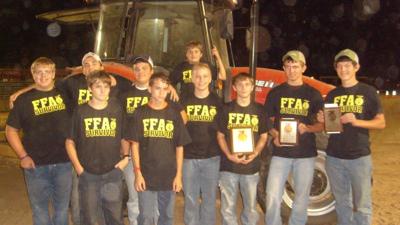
top-left (6, 41), bottom-right (384, 225)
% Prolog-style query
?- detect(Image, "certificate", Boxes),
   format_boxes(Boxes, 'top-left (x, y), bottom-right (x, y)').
top-left (279, 118), bottom-right (298, 146)
top-left (323, 103), bottom-right (343, 134)
top-left (230, 127), bottom-right (255, 154)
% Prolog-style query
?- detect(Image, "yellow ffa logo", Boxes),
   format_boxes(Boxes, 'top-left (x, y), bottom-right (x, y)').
top-left (165, 122), bottom-right (174, 131)
top-left (78, 89), bottom-right (92, 105)
top-left (32, 95), bottom-right (66, 115)
top-left (355, 96), bottom-right (364, 106)
top-left (251, 115), bottom-right (259, 126)
top-left (186, 105), bottom-right (216, 122)
top-left (84, 117), bottom-right (117, 137)
top-left (303, 101), bottom-right (309, 109)
top-left (126, 96), bottom-right (149, 113)
top-left (182, 69), bottom-right (192, 83)
top-left (279, 97), bottom-right (309, 116)
top-left (209, 107), bottom-right (217, 116)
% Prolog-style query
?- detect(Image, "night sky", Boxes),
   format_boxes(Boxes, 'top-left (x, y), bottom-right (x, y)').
top-left (1, 0), bottom-right (399, 89)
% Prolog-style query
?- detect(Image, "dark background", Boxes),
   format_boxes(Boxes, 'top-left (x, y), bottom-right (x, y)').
top-left (0, 0), bottom-right (399, 88)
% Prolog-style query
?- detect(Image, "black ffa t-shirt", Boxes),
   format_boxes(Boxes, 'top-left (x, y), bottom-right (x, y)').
top-left (217, 101), bottom-right (268, 175)
top-left (181, 92), bottom-right (223, 159)
top-left (57, 73), bottom-right (132, 108)
top-left (124, 104), bottom-right (191, 191)
top-left (6, 88), bottom-right (70, 166)
top-left (264, 83), bottom-right (324, 158)
top-left (68, 99), bottom-right (125, 175)
top-left (325, 82), bottom-right (383, 159)
top-left (120, 85), bottom-right (151, 116)
top-left (170, 61), bottom-right (218, 96)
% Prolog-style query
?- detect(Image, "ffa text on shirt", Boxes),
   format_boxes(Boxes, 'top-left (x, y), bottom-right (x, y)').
top-left (333, 95), bottom-right (364, 114)
top-left (227, 113), bottom-right (259, 132)
top-left (186, 104), bottom-right (217, 122)
top-left (280, 97), bottom-right (310, 116)
top-left (78, 89), bottom-right (92, 105)
top-left (84, 117), bottom-right (117, 137)
top-left (182, 69), bottom-right (192, 83)
top-left (143, 118), bottom-right (174, 139)
top-left (126, 96), bottom-right (149, 114)
top-left (32, 95), bottom-right (66, 115)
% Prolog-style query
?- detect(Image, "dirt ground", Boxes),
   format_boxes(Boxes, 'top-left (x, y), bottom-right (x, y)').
top-left (0, 96), bottom-right (399, 225)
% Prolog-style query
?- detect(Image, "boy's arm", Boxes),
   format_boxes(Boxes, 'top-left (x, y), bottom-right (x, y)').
top-left (217, 131), bottom-right (245, 164)
top-left (132, 141), bottom-right (146, 191)
top-left (173, 146), bottom-right (184, 192)
top-left (341, 113), bottom-right (386, 130)
top-left (212, 47), bottom-right (226, 80)
top-left (9, 84), bottom-right (35, 109)
top-left (168, 85), bottom-right (180, 102)
top-left (298, 122), bottom-right (324, 134)
top-left (5, 125), bottom-right (35, 169)
top-left (65, 139), bottom-right (84, 175)
top-left (243, 132), bottom-right (268, 164)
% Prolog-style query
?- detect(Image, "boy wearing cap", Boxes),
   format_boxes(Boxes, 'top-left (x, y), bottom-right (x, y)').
top-left (66, 70), bottom-right (129, 225)
top-left (6, 57), bottom-right (72, 225)
top-left (318, 49), bottom-right (385, 225)
top-left (217, 72), bottom-right (268, 225)
top-left (264, 50), bottom-right (324, 225)
top-left (180, 63), bottom-right (223, 225)
top-left (124, 73), bottom-right (191, 225)
top-left (170, 40), bottom-right (226, 96)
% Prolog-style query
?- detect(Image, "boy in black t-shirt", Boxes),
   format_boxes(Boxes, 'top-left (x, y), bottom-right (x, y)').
top-left (170, 40), bottom-right (226, 96)
top-left (318, 49), bottom-right (385, 225)
top-left (264, 50), bottom-right (324, 225)
top-left (66, 71), bottom-right (129, 225)
top-left (181, 63), bottom-right (223, 225)
top-left (124, 73), bottom-right (191, 225)
top-left (6, 57), bottom-right (72, 225)
top-left (217, 73), bottom-right (268, 225)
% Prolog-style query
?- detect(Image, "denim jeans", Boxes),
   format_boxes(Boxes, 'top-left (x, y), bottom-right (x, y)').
top-left (138, 190), bottom-right (175, 225)
top-left (79, 168), bottom-right (124, 225)
top-left (219, 171), bottom-right (260, 225)
top-left (124, 158), bottom-right (139, 225)
top-left (183, 156), bottom-right (220, 225)
top-left (70, 169), bottom-right (80, 225)
top-left (24, 162), bottom-right (72, 225)
top-left (326, 155), bottom-right (372, 225)
top-left (265, 156), bottom-right (315, 225)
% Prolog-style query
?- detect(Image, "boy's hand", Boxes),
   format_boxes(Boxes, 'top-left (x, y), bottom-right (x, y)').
top-left (227, 153), bottom-right (246, 164)
top-left (341, 113), bottom-right (356, 125)
top-left (270, 129), bottom-right (282, 147)
top-left (211, 46), bottom-right (221, 59)
top-left (135, 174), bottom-right (146, 192)
top-left (168, 86), bottom-right (180, 102)
top-left (20, 156), bottom-right (35, 169)
top-left (242, 152), bottom-right (258, 164)
top-left (298, 123), bottom-right (308, 135)
top-left (173, 176), bottom-right (182, 192)
top-left (317, 110), bottom-right (325, 123)
top-left (115, 157), bottom-right (129, 170)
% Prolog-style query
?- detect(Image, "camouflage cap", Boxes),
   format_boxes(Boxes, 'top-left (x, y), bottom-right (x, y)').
top-left (334, 49), bottom-right (359, 64)
top-left (282, 50), bottom-right (306, 64)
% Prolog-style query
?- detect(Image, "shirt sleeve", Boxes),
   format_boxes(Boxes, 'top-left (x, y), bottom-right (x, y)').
top-left (264, 90), bottom-right (277, 131)
top-left (170, 63), bottom-right (183, 86)
top-left (68, 108), bottom-right (79, 141)
top-left (174, 111), bottom-right (192, 147)
top-left (123, 109), bottom-right (141, 142)
top-left (257, 106), bottom-right (268, 134)
top-left (217, 105), bottom-right (228, 134)
top-left (6, 98), bottom-right (23, 129)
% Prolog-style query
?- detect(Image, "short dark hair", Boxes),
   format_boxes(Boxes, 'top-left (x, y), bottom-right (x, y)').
top-left (233, 72), bottom-right (254, 85)
top-left (334, 56), bottom-right (358, 67)
top-left (186, 40), bottom-right (203, 53)
top-left (149, 72), bottom-right (170, 87)
top-left (86, 70), bottom-right (111, 88)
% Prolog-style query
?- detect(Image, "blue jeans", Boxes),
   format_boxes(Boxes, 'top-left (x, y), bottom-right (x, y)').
top-left (265, 156), bottom-right (315, 225)
top-left (79, 168), bottom-right (124, 225)
top-left (70, 169), bottom-right (80, 225)
top-left (138, 190), bottom-right (175, 225)
top-left (24, 162), bottom-right (72, 225)
top-left (183, 156), bottom-right (220, 225)
top-left (219, 171), bottom-right (260, 225)
top-left (124, 159), bottom-right (139, 225)
top-left (326, 155), bottom-right (372, 225)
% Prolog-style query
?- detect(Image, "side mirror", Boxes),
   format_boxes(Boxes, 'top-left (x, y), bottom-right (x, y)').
top-left (220, 9), bottom-right (234, 40)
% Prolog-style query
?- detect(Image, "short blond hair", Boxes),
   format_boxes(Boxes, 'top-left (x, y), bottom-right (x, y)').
top-left (31, 57), bottom-right (55, 74)
top-left (192, 63), bottom-right (211, 77)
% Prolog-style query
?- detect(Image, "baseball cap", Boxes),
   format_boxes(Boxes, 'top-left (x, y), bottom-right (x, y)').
top-left (131, 55), bottom-right (154, 68)
top-left (282, 50), bottom-right (306, 64)
top-left (334, 49), bottom-right (359, 64)
top-left (82, 52), bottom-right (102, 65)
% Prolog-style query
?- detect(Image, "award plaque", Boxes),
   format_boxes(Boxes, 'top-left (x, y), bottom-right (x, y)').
top-left (230, 127), bottom-right (255, 154)
top-left (279, 118), bottom-right (298, 146)
top-left (323, 103), bottom-right (343, 134)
